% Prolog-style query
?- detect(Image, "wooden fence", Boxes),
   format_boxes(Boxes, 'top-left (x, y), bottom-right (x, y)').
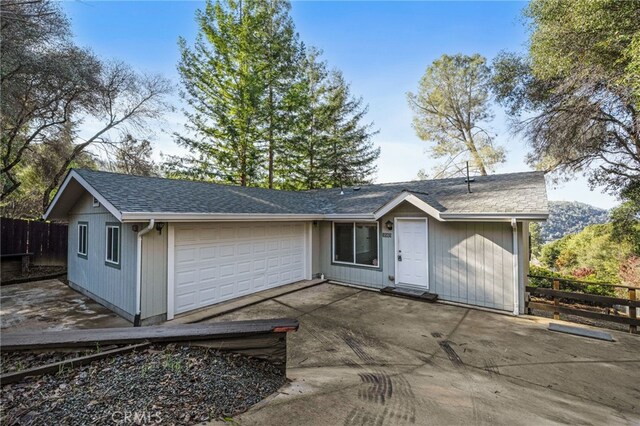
top-left (1, 218), bottom-right (67, 266)
top-left (526, 275), bottom-right (639, 334)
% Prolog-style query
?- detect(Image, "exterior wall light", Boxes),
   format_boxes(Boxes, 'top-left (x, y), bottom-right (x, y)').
top-left (385, 220), bottom-right (393, 230)
top-left (155, 222), bottom-right (165, 234)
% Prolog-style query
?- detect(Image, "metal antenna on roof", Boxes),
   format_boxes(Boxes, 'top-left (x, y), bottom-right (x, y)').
top-left (466, 161), bottom-right (472, 193)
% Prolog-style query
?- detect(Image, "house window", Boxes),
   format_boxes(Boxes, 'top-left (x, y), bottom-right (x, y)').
top-left (333, 222), bottom-right (379, 267)
top-left (105, 224), bottom-right (120, 266)
top-left (92, 197), bottom-right (100, 207)
top-left (77, 223), bottom-right (88, 258)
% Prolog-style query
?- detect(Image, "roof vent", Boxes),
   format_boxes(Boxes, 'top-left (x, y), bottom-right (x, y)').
top-left (353, 187), bottom-right (361, 191)
top-left (465, 162), bottom-right (473, 193)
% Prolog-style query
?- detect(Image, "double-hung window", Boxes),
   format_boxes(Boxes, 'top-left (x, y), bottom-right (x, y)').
top-left (105, 224), bottom-right (120, 267)
top-left (77, 222), bottom-right (88, 258)
top-left (333, 222), bottom-right (379, 267)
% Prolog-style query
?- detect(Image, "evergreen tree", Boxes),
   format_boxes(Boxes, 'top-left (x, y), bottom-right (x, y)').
top-left (282, 49), bottom-right (331, 190)
top-left (253, 0), bottom-right (303, 188)
top-left (169, 0), bottom-right (379, 190)
top-left (282, 52), bottom-right (379, 190)
top-left (170, 0), bottom-right (265, 186)
top-left (408, 54), bottom-right (505, 178)
top-left (323, 71), bottom-right (379, 188)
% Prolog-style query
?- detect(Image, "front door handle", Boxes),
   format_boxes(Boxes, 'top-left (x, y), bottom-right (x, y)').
top-left (397, 254), bottom-right (402, 261)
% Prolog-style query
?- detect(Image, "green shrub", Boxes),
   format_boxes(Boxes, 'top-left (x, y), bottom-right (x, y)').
top-left (528, 265), bottom-right (616, 296)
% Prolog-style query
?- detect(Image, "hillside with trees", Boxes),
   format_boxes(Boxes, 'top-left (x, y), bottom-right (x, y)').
top-left (535, 222), bottom-right (639, 288)
top-left (538, 201), bottom-right (609, 243)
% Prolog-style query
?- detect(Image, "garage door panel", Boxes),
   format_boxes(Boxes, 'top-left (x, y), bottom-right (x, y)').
top-left (174, 222), bottom-right (307, 314)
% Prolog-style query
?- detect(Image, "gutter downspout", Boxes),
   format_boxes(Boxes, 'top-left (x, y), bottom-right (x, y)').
top-left (134, 219), bottom-right (155, 327)
top-left (511, 218), bottom-right (520, 316)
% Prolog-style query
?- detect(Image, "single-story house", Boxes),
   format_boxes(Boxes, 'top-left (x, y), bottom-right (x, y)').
top-left (44, 169), bottom-right (548, 325)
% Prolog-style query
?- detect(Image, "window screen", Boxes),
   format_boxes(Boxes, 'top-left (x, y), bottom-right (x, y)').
top-left (77, 223), bottom-right (88, 257)
top-left (106, 225), bottom-right (120, 264)
top-left (355, 223), bottom-right (378, 266)
top-left (334, 222), bottom-right (354, 263)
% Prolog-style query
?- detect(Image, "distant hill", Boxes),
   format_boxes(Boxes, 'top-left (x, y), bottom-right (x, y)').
top-left (540, 201), bottom-right (610, 243)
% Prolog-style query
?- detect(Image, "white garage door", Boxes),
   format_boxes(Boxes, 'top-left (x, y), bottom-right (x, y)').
top-left (173, 222), bottom-right (307, 314)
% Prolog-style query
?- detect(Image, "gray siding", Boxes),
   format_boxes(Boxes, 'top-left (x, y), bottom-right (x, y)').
top-left (141, 227), bottom-right (168, 320)
top-left (68, 193), bottom-right (137, 318)
top-left (317, 201), bottom-right (521, 312)
top-left (428, 221), bottom-right (514, 311)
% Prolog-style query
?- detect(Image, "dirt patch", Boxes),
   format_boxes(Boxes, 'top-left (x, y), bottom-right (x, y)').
top-left (1, 266), bottom-right (66, 285)
top-left (1, 344), bottom-right (286, 425)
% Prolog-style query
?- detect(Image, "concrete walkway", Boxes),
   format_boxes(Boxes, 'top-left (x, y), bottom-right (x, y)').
top-left (0, 279), bottom-right (130, 331)
top-left (203, 282), bottom-right (640, 425)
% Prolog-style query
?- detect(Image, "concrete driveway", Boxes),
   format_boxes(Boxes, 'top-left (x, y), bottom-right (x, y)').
top-left (0, 279), bottom-right (130, 331)
top-left (204, 282), bottom-right (640, 425)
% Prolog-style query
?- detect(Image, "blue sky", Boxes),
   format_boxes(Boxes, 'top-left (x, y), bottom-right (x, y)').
top-left (62, 1), bottom-right (618, 209)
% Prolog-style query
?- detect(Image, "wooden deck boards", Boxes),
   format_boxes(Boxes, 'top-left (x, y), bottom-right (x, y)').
top-left (0, 319), bottom-right (299, 351)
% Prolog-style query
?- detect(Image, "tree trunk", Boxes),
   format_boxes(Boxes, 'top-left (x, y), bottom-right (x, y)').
top-left (465, 131), bottom-right (488, 176)
top-left (268, 87), bottom-right (274, 189)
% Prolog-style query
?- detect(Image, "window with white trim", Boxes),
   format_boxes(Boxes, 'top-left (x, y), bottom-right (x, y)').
top-left (105, 224), bottom-right (120, 265)
top-left (92, 197), bottom-right (100, 207)
top-left (77, 223), bottom-right (88, 257)
top-left (333, 222), bottom-right (379, 267)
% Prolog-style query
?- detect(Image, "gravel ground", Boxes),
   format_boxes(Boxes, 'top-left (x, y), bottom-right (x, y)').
top-left (1, 344), bottom-right (286, 425)
top-left (1, 349), bottom-right (99, 374)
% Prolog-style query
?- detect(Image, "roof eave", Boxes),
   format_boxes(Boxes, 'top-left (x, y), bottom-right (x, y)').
top-left (120, 212), bottom-right (326, 222)
top-left (438, 212), bottom-right (549, 222)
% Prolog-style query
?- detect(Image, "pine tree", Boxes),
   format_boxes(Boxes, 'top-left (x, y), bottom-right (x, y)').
top-left (170, 0), bottom-right (265, 186)
top-left (253, 0), bottom-right (303, 189)
top-left (281, 49), bottom-right (331, 190)
top-left (322, 71), bottom-right (379, 188)
top-left (168, 0), bottom-right (379, 190)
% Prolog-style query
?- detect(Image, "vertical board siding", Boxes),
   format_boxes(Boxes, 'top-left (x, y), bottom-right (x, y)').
top-left (429, 221), bottom-right (514, 311)
top-left (141, 227), bottom-right (168, 319)
top-left (318, 201), bottom-right (516, 312)
top-left (67, 193), bottom-right (136, 317)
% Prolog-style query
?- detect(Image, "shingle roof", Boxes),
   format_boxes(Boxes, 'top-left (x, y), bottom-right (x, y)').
top-left (316, 171), bottom-right (549, 215)
top-left (73, 169), bottom-right (548, 217)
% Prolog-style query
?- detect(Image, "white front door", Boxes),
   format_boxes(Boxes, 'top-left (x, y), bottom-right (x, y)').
top-left (396, 218), bottom-right (428, 289)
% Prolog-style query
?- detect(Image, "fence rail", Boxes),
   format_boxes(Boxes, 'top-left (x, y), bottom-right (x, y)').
top-left (1, 218), bottom-right (67, 266)
top-left (526, 275), bottom-right (638, 334)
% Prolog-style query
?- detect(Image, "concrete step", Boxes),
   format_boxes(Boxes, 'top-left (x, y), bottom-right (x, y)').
top-left (381, 286), bottom-right (438, 302)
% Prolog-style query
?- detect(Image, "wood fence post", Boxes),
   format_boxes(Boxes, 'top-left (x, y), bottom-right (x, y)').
top-left (553, 279), bottom-right (560, 320)
top-left (630, 288), bottom-right (637, 334)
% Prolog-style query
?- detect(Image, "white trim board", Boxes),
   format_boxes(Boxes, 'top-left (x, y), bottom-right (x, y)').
top-left (166, 223), bottom-right (175, 321)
